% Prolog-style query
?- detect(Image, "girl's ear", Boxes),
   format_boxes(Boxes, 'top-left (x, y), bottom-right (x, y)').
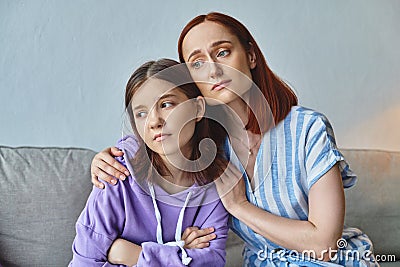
top-left (248, 42), bottom-right (256, 69)
top-left (195, 96), bottom-right (206, 122)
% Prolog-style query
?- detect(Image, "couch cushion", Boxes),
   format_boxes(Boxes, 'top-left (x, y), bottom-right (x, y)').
top-left (0, 146), bottom-right (95, 266)
top-left (342, 149), bottom-right (400, 260)
top-left (225, 230), bottom-right (244, 267)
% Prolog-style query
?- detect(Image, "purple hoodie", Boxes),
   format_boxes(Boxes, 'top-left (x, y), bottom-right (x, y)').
top-left (70, 136), bottom-right (229, 266)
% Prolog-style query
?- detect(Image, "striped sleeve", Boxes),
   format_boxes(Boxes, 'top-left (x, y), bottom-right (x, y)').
top-left (304, 113), bottom-right (356, 190)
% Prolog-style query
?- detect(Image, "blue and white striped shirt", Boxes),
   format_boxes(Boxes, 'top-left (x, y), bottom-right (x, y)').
top-left (226, 106), bottom-right (378, 267)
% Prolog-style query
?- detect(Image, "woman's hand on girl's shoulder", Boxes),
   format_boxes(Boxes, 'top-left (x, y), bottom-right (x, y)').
top-left (91, 147), bottom-right (130, 189)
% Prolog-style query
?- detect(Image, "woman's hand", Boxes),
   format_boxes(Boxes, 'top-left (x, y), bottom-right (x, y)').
top-left (91, 147), bottom-right (130, 189)
top-left (108, 238), bottom-right (142, 266)
top-left (215, 163), bottom-right (248, 214)
top-left (182, 226), bottom-right (216, 249)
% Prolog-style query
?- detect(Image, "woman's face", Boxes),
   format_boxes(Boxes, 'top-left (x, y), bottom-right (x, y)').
top-left (182, 21), bottom-right (256, 106)
top-left (131, 78), bottom-right (203, 158)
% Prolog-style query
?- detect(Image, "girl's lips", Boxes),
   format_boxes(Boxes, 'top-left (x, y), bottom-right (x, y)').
top-left (154, 134), bottom-right (171, 142)
top-left (212, 80), bottom-right (232, 91)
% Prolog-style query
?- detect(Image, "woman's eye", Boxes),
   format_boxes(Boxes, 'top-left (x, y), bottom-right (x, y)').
top-left (191, 61), bottom-right (204, 69)
top-left (135, 111), bottom-right (147, 118)
top-left (217, 50), bottom-right (230, 57)
top-left (161, 102), bottom-right (174, 108)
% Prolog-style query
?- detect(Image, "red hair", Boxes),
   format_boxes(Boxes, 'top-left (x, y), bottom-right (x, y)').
top-left (178, 12), bottom-right (298, 134)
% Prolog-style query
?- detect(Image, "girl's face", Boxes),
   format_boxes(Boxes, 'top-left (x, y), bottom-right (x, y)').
top-left (182, 21), bottom-right (256, 106)
top-left (131, 78), bottom-right (204, 158)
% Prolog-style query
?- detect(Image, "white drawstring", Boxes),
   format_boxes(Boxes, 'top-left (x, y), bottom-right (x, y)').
top-left (149, 184), bottom-right (164, 245)
top-left (148, 183), bottom-right (193, 265)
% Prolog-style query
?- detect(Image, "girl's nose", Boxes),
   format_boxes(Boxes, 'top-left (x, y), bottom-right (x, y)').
top-left (147, 109), bottom-right (164, 129)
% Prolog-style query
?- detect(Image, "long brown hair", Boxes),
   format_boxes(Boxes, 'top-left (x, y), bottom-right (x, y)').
top-left (178, 12), bottom-right (298, 134)
top-left (125, 58), bottom-right (227, 185)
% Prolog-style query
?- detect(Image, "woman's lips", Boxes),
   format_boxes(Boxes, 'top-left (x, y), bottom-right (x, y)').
top-left (212, 79), bottom-right (232, 91)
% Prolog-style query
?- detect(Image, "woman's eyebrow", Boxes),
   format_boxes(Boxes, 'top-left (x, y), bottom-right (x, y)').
top-left (187, 49), bottom-right (201, 61)
top-left (187, 40), bottom-right (232, 61)
top-left (210, 40), bottom-right (232, 48)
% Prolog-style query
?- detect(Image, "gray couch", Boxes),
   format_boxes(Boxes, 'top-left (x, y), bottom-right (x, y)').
top-left (0, 146), bottom-right (399, 266)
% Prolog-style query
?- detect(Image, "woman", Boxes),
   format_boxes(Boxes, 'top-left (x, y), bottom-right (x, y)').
top-left (70, 59), bottom-right (229, 266)
top-left (91, 13), bottom-right (378, 266)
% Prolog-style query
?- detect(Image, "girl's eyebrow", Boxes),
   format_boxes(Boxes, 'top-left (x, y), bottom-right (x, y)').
top-left (133, 93), bottom-right (178, 111)
top-left (187, 40), bottom-right (232, 61)
top-left (133, 104), bottom-right (146, 111)
top-left (156, 93), bottom-right (177, 102)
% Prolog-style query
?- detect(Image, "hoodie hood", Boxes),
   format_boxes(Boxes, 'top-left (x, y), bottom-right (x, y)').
top-left (116, 135), bottom-right (220, 207)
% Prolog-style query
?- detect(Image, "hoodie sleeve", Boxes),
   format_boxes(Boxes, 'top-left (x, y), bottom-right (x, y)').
top-left (136, 243), bottom-right (183, 267)
top-left (70, 136), bottom-right (141, 266)
top-left (70, 223), bottom-right (121, 266)
top-left (69, 165), bottom-right (129, 266)
top-left (136, 200), bottom-right (229, 267)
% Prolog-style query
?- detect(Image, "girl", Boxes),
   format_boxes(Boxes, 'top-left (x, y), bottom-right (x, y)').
top-left (70, 59), bottom-right (229, 266)
top-left (91, 13), bottom-right (378, 266)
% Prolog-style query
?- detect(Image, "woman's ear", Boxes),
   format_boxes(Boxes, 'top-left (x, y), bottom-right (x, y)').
top-left (195, 96), bottom-right (206, 122)
top-left (248, 42), bottom-right (257, 69)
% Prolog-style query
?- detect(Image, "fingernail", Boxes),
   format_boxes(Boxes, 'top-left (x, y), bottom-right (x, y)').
top-left (120, 174), bottom-right (126, 180)
top-left (99, 183), bottom-right (104, 189)
top-left (124, 171), bottom-right (130, 176)
top-left (111, 179), bottom-right (117, 184)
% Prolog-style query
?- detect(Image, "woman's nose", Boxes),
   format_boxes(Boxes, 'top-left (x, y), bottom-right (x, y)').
top-left (209, 61), bottom-right (223, 79)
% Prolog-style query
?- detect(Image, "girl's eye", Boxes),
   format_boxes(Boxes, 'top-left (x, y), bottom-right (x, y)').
top-left (135, 111), bottom-right (147, 118)
top-left (191, 61), bottom-right (204, 69)
top-left (217, 50), bottom-right (230, 58)
top-left (161, 101), bottom-right (174, 108)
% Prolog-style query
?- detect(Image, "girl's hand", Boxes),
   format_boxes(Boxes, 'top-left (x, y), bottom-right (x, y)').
top-left (91, 147), bottom-right (130, 189)
top-left (215, 163), bottom-right (248, 214)
top-left (182, 226), bottom-right (216, 249)
top-left (108, 238), bottom-right (141, 266)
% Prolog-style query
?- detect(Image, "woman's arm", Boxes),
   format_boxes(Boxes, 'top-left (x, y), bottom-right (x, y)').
top-left (91, 147), bottom-right (131, 189)
top-left (217, 163), bottom-right (344, 261)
